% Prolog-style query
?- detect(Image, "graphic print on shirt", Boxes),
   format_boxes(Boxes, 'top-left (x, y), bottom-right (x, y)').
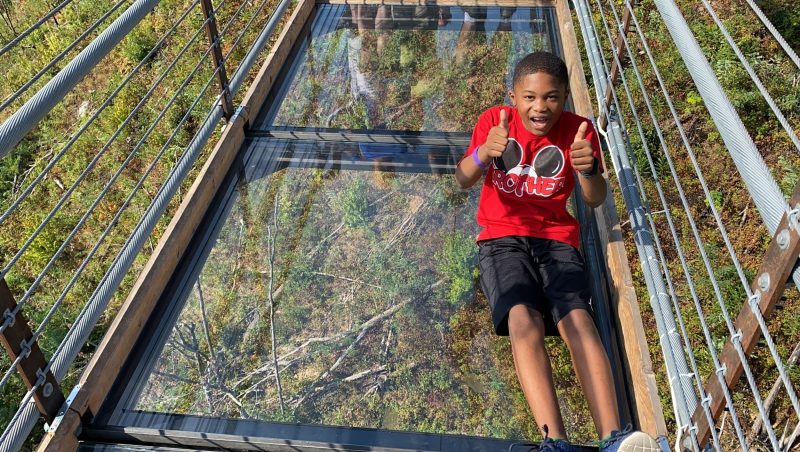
top-left (492, 142), bottom-right (566, 198)
top-left (494, 138), bottom-right (523, 173)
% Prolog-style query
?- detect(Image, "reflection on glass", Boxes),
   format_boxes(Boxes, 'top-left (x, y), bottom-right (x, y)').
top-left (263, 5), bottom-right (560, 133)
top-left (129, 139), bottom-right (588, 441)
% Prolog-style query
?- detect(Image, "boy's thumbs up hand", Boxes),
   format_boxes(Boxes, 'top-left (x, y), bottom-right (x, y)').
top-left (481, 109), bottom-right (510, 160)
top-left (570, 121), bottom-right (596, 174)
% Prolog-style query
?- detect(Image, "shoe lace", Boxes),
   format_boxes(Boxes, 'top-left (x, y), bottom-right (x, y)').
top-left (538, 437), bottom-right (561, 451)
top-left (599, 424), bottom-right (634, 448)
top-left (508, 425), bottom-right (561, 452)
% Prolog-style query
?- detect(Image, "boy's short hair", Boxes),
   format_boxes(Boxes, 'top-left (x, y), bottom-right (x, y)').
top-left (512, 51), bottom-right (569, 89)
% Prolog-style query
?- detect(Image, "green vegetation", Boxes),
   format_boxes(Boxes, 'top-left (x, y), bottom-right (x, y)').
top-left (0, 0), bottom-right (281, 447)
top-left (585, 0), bottom-right (800, 449)
top-left (272, 6), bottom-right (556, 133)
top-left (135, 163), bottom-right (597, 443)
top-left (1, 0), bottom-right (799, 450)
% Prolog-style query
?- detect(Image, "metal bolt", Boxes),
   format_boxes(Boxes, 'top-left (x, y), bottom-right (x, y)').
top-left (777, 229), bottom-right (790, 250)
top-left (758, 273), bottom-right (770, 293)
top-left (682, 435), bottom-right (694, 451)
top-left (42, 382), bottom-right (53, 398)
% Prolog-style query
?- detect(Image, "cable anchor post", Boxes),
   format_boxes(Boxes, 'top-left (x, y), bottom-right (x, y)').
top-left (199, 0), bottom-right (234, 120)
top-left (0, 278), bottom-right (65, 423)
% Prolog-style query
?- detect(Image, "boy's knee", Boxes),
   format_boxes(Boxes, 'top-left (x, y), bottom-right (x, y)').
top-left (507, 305), bottom-right (545, 340)
top-left (558, 308), bottom-right (594, 332)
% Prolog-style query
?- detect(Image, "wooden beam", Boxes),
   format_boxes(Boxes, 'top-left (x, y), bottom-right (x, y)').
top-left (693, 182), bottom-right (800, 447)
top-left (36, 111), bottom-right (247, 452)
top-left (0, 279), bottom-right (65, 424)
top-left (595, 195), bottom-right (668, 437)
top-left (37, 0), bottom-right (317, 448)
top-left (556, 0), bottom-right (591, 118)
top-left (242, 0), bottom-right (317, 119)
top-left (556, 0), bottom-right (666, 436)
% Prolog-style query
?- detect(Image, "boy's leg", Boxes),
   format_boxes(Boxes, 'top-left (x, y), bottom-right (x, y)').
top-left (556, 309), bottom-right (619, 438)
top-left (507, 304), bottom-right (567, 440)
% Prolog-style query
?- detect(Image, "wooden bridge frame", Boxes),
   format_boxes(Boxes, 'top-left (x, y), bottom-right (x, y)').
top-left (36, 1), bottom-right (666, 450)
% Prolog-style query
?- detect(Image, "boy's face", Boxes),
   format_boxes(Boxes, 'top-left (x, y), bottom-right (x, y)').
top-left (508, 72), bottom-right (569, 136)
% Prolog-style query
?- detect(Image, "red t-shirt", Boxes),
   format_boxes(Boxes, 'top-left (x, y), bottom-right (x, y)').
top-left (463, 106), bottom-right (604, 249)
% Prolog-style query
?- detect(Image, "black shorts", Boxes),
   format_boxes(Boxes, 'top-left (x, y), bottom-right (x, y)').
top-left (477, 236), bottom-right (594, 337)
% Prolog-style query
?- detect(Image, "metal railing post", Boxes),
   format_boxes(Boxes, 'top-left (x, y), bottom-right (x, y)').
top-left (0, 279), bottom-right (64, 425)
top-left (199, 0), bottom-right (234, 120)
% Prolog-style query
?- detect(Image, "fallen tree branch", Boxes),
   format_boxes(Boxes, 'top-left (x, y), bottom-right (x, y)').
top-left (291, 279), bottom-right (443, 409)
top-left (312, 271), bottom-right (383, 289)
top-left (748, 340), bottom-right (800, 442)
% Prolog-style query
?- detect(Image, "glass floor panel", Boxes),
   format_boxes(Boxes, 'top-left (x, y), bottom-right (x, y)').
top-left (94, 2), bottom-right (602, 447)
top-left (254, 4), bottom-right (562, 134)
top-left (104, 138), bottom-right (591, 443)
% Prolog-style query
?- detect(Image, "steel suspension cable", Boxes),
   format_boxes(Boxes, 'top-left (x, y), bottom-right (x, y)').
top-left (0, 0), bottom-right (161, 157)
top-left (0, 0), bottom-right (202, 226)
top-left (230, 0), bottom-right (292, 94)
top-left (650, 2), bottom-right (798, 445)
top-left (652, 2), bottom-right (797, 296)
top-left (0, 0), bottom-right (76, 57)
top-left (653, 0), bottom-right (800, 431)
top-left (219, 0), bottom-right (273, 70)
top-left (573, 0), bottom-right (700, 446)
top-left (590, 8), bottom-right (718, 447)
top-left (0, 9), bottom-right (214, 316)
top-left (0, 0), bottom-right (130, 113)
top-left (592, 2), bottom-right (725, 445)
top-left (600, 0), bottom-right (762, 447)
top-left (635, 0), bottom-right (798, 447)
top-left (741, 0), bottom-right (800, 71)
top-left (698, 0), bottom-right (800, 153)
top-left (1, 0), bottom-right (294, 446)
top-left (0, 42), bottom-right (221, 394)
top-left (611, 1), bottom-right (784, 448)
top-left (46, 0), bottom-right (288, 386)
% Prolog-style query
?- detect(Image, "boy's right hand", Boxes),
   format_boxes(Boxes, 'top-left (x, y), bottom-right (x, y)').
top-left (479, 109), bottom-right (509, 160)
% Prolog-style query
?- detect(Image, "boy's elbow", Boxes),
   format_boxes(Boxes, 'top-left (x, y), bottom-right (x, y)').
top-left (456, 177), bottom-right (473, 189)
top-left (584, 196), bottom-right (605, 209)
top-left (454, 169), bottom-right (475, 189)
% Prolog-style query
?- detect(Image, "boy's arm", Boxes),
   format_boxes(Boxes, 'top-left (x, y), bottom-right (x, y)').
top-left (455, 145), bottom-right (491, 188)
top-left (577, 169), bottom-right (607, 207)
top-left (455, 109), bottom-right (509, 189)
top-left (570, 121), bottom-right (607, 208)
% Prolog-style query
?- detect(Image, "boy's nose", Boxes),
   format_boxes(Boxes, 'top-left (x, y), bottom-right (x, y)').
top-left (532, 100), bottom-right (547, 112)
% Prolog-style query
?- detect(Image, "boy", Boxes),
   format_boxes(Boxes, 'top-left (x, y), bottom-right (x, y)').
top-left (455, 52), bottom-right (660, 452)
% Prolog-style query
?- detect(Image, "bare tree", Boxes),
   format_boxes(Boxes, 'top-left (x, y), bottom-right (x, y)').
top-left (0, 0), bottom-right (16, 39)
top-left (196, 277), bottom-right (218, 414)
top-left (266, 190), bottom-right (286, 414)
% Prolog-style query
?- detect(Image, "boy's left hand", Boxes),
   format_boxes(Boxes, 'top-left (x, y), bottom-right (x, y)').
top-left (570, 122), bottom-right (595, 174)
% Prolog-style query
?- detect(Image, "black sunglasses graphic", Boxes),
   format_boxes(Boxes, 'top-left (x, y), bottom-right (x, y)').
top-left (493, 139), bottom-right (522, 172)
top-left (494, 142), bottom-right (564, 178)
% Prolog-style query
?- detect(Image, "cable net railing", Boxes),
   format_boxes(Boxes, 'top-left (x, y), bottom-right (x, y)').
top-left (0, 0), bottom-right (292, 449)
top-left (574, 0), bottom-right (800, 450)
top-left (0, 0), bottom-right (798, 451)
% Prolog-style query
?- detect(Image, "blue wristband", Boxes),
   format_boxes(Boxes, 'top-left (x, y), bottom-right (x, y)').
top-left (472, 147), bottom-right (489, 169)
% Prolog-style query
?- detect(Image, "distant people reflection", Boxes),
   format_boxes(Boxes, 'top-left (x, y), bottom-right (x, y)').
top-left (344, 6), bottom-right (531, 176)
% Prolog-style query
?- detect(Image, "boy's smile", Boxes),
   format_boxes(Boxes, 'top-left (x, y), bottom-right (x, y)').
top-left (509, 72), bottom-right (569, 136)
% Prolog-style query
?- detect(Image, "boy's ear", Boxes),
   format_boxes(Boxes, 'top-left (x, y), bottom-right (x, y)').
top-left (508, 90), bottom-right (516, 106)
